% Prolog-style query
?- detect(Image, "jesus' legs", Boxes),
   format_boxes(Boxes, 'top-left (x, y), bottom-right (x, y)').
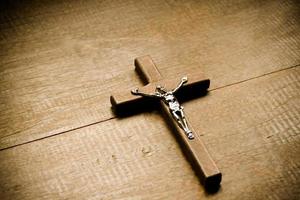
top-left (172, 110), bottom-right (194, 139)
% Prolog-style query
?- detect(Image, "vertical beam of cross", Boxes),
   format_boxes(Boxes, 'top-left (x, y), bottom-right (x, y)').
top-left (111, 56), bottom-right (221, 189)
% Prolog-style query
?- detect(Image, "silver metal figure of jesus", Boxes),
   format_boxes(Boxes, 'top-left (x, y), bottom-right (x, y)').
top-left (131, 77), bottom-right (194, 140)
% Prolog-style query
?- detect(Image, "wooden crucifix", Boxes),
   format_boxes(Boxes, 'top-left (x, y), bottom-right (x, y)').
top-left (110, 56), bottom-right (221, 189)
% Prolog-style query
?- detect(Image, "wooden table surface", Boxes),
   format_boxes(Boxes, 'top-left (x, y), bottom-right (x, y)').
top-left (0, 0), bottom-right (299, 199)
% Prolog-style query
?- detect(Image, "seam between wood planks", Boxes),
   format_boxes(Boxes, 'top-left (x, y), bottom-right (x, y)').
top-left (0, 117), bottom-right (114, 151)
top-left (0, 64), bottom-right (299, 152)
top-left (209, 64), bottom-right (300, 92)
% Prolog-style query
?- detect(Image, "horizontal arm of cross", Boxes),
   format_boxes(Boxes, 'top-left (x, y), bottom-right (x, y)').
top-left (110, 71), bottom-right (210, 113)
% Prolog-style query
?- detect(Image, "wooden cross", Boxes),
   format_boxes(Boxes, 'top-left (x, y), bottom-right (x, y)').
top-left (110, 56), bottom-right (221, 189)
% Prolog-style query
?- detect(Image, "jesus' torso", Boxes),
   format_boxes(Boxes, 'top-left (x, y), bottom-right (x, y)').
top-left (161, 93), bottom-right (180, 111)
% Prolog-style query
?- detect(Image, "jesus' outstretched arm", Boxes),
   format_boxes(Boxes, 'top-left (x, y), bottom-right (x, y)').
top-left (131, 88), bottom-right (162, 98)
top-left (172, 77), bottom-right (188, 93)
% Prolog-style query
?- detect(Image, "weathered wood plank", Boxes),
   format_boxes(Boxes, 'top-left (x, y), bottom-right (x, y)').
top-left (0, 67), bottom-right (299, 200)
top-left (0, 0), bottom-right (299, 148)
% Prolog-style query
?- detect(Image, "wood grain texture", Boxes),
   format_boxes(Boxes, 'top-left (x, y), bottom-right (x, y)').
top-left (1, 0), bottom-right (300, 149)
top-left (0, 66), bottom-right (299, 200)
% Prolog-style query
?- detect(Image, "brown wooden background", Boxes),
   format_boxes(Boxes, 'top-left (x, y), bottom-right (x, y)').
top-left (0, 0), bottom-right (299, 199)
